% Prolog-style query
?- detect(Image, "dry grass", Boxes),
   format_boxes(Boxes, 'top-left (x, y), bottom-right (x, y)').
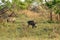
top-left (0, 9), bottom-right (60, 40)
top-left (0, 36), bottom-right (60, 40)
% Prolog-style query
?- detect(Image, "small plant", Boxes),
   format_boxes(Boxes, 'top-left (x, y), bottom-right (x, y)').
top-left (47, 20), bottom-right (55, 23)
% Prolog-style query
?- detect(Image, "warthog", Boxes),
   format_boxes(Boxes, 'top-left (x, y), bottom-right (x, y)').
top-left (27, 20), bottom-right (37, 28)
top-left (7, 11), bottom-right (17, 23)
top-left (7, 17), bottom-right (16, 23)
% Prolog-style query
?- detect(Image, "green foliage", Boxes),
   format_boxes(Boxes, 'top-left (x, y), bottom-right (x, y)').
top-left (1, 0), bottom-right (5, 3)
top-left (52, 0), bottom-right (56, 5)
top-left (26, 0), bottom-right (34, 3)
top-left (45, 0), bottom-right (56, 9)
top-left (11, 0), bottom-right (34, 9)
top-left (45, 2), bottom-right (53, 8)
top-left (0, 0), bottom-right (42, 10)
top-left (46, 20), bottom-right (58, 23)
top-left (53, 1), bottom-right (60, 14)
top-left (55, 9), bottom-right (60, 14)
top-left (18, 2), bottom-right (28, 9)
top-left (5, 1), bottom-right (12, 8)
top-left (0, 6), bottom-right (2, 9)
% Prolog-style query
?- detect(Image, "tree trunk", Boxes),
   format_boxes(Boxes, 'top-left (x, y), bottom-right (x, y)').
top-left (56, 14), bottom-right (59, 21)
top-left (56, 14), bottom-right (60, 22)
top-left (59, 14), bottom-right (60, 22)
top-left (50, 10), bottom-right (52, 21)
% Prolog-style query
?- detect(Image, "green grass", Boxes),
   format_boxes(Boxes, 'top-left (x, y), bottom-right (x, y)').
top-left (0, 13), bottom-right (60, 40)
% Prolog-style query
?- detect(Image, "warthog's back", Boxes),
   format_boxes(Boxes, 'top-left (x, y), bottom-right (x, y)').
top-left (28, 21), bottom-right (35, 25)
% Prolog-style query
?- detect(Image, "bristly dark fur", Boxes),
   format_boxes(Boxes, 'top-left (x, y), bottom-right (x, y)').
top-left (27, 20), bottom-right (37, 28)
